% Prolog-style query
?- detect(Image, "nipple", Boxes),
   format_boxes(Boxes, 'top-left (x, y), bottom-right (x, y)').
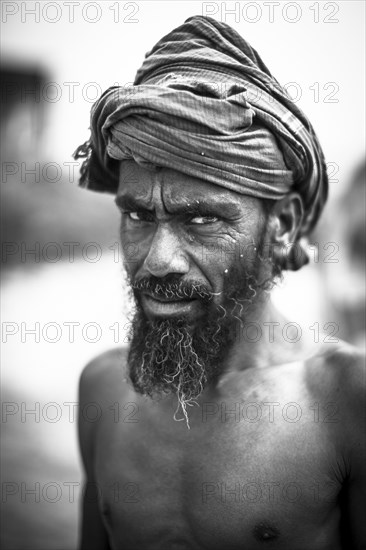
top-left (253, 523), bottom-right (280, 542)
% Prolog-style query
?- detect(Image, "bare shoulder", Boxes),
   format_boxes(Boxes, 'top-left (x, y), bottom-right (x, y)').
top-left (79, 347), bottom-right (130, 405)
top-left (304, 341), bottom-right (365, 459)
top-left (78, 347), bottom-right (131, 476)
top-left (304, 340), bottom-right (365, 405)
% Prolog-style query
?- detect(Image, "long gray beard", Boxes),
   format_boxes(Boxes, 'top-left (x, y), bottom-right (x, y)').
top-left (127, 305), bottom-right (235, 426)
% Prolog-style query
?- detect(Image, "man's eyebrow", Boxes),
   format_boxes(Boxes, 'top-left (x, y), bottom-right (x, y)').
top-left (168, 199), bottom-right (242, 217)
top-left (115, 195), bottom-right (151, 210)
top-left (115, 193), bottom-right (242, 217)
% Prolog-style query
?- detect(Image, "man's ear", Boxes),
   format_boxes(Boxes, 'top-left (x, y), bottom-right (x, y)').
top-left (272, 193), bottom-right (304, 245)
top-left (270, 193), bottom-right (307, 271)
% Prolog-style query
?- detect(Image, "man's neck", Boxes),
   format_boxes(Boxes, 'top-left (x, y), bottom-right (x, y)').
top-left (203, 297), bottom-right (313, 397)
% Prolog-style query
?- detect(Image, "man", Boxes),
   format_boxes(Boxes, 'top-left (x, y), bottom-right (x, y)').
top-left (74, 16), bottom-right (365, 550)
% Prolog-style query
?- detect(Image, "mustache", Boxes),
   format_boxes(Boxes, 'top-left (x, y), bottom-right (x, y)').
top-left (130, 275), bottom-right (214, 302)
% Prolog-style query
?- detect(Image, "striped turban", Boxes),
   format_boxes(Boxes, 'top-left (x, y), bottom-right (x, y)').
top-left (74, 15), bottom-right (328, 267)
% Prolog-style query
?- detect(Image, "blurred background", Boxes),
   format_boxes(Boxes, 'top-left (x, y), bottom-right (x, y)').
top-left (1, 1), bottom-right (365, 549)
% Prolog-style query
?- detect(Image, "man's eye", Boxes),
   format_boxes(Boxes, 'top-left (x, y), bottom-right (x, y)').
top-left (126, 211), bottom-right (153, 222)
top-left (190, 216), bottom-right (219, 225)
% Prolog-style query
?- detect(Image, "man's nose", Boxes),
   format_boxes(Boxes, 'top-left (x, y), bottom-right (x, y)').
top-left (143, 224), bottom-right (189, 278)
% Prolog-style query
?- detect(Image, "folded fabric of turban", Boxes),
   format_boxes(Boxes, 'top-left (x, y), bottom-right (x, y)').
top-left (74, 15), bottom-right (328, 268)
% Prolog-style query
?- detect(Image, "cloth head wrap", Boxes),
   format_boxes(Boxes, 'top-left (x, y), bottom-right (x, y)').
top-left (74, 15), bottom-right (328, 269)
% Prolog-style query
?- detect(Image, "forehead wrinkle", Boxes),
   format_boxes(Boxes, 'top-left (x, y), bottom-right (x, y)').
top-left (162, 183), bottom-right (246, 217)
top-left (117, 186), bottom-right (154, 210)
top-left (151, 171), bottom-right (167, 214)
top-left (118, 165), bottom-right (155, 208)
top-left (153, 169), bottom-right (195, 214)
top-left (159, 170), bottom-right (229, 206)
top-left (119, 162), bottom-right (260, 216)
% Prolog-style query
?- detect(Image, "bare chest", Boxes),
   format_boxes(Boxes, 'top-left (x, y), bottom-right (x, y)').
top-left (94, 397), bottom-right (343, 550)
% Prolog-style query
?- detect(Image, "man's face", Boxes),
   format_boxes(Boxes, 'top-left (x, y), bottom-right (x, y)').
top-left (116, 160), bottom-right (275, 417)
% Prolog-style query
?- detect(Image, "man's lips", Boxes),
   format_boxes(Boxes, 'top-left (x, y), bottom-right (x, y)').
top-left (142, 291), bottom-right (197, 303)
top-left (140, 292), bottom-right (203, 318)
